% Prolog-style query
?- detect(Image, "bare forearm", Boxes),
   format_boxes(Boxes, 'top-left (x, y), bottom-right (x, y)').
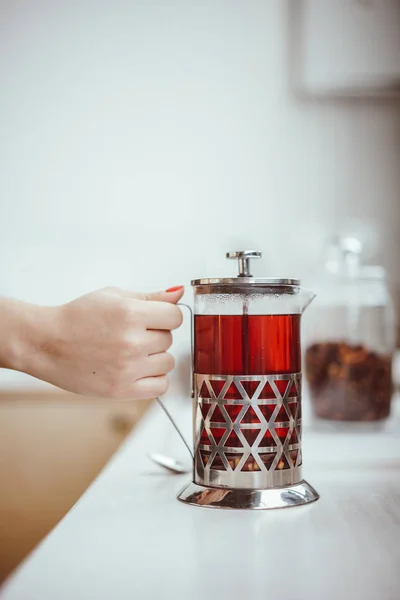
top-left (0, 297), bottom-right (52, 373)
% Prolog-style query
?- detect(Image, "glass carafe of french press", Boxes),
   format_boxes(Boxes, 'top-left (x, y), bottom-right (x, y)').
top-left (178, 251), bottom-right (319, 509)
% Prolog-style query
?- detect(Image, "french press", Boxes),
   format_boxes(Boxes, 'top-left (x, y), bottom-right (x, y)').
top-left (165, 251), bottom-right (319, 509)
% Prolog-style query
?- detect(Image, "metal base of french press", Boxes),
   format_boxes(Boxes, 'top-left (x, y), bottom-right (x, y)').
top-left (177, 480), bottom-right (319, 510)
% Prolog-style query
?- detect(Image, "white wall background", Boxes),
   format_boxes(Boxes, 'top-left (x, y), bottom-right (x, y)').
top-left (0, 0), bottom-right (399, 388)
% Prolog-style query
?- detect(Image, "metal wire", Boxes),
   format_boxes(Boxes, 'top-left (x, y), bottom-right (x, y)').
top-left (156, 397), bottom-right (193, 459)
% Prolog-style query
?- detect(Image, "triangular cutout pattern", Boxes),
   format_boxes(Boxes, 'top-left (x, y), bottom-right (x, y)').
top-left (287, 401), bottom-right (298, 418)
top-left (288, 381), bottom-right (298, 398)
top-left (288, 428), bottom-right (298, 445)
top-left (276, 454), bottom-right (290, 470)
top-left (209, 380), bottom-right (226, 398)
top-left (225, 430), bottom-right (243, 448)
top-left (210, 405), bottom-right (225, 423)
top-left (209, 427), bottom-right (226, 445)
top-left (240, 380), bottom-right (260, 399)
top-left (240, 406), bottom-right (261, 424)
top-left (200, 402), bottom-right (211, 420)
top-left (297, 402), bottom-right (302, 420)
top-left (259, 381), bottom-right (276, 399)
top-left (274, 380), bottom-right (290, 398)
top-left (289, 449), bottom-right (298, 466)
top-left (224, 382), bottom-right (241, 400)
top-left (275, 404), bottom-right (290, 422)
top-left (259, 452), bottom-right (277, 470)
top-left (199, 381), bottom-right (210, 398)
top-left (241, 454), bottom-right (261, 471)
top-left (258, 430), bottom-right (277, 447)
top-left (275, 427), bottom-right (289, 443)
top-left (224, 404), bottom-right (243, 423)
top-left (200, 428), bottom-right (211, 445)
top-left (258, 404), bottom-right (276, 421)
top-left (240, 428), bottom-right (261, 446)
top-left (210, 454), bottom-right (226, 471)
top-left (225, 453), bottom-right (243, 471)
top-left (199, 450), bottom-right (211, 467)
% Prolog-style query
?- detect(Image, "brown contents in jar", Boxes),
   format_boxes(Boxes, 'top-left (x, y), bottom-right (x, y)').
top-left (305, 342), bottom-right (392, 421)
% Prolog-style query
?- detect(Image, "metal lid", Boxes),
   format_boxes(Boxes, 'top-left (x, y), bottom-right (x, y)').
top-left (191, 251), bottom-right (300, 287)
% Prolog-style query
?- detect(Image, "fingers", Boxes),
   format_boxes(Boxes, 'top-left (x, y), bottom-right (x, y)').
top-left (142, 302), bottom-right (183, 331)
top-left (144, 286), bottom-right (185, 304)
top-left (143, 352), bottom-right (175, 377)
top-left (113, 286), bottom-right (185, 304)
top-left (144, 330), bottom-right (173, 355)
top-left (130, 375), bottom-right (169, 400)
top-left (105, 286), bottom-right (184, 330)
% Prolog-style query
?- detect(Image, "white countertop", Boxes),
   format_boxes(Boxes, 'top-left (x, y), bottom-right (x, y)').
top-left (1, 393), bottom-right (400, 600)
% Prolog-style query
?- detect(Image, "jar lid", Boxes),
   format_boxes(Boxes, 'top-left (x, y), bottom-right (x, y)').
top-left (191, 251), bottom-right (300, 288)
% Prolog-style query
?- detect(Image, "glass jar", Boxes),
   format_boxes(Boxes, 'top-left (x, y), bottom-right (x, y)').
top-left (304, 238), bottom-right (396, 422)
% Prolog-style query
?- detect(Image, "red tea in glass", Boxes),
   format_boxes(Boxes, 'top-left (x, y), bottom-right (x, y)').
top-left (194, 314), bottom-right (301, 375)
top-left (195, 314), bottom-right (301, 442)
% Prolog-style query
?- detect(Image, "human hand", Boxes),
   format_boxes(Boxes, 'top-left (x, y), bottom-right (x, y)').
top-left (8, 286), bottom-right (184, 399)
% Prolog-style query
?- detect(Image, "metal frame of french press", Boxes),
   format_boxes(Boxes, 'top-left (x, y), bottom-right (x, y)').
top-left (166, 251), bottom-right (319, 510)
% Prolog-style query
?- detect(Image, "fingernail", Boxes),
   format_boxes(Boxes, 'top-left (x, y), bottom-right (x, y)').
top-left (165, 285), bottom-right (184, 293)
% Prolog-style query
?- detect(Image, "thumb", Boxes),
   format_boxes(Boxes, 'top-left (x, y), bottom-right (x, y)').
top-left (143, 285), bottom-right (185, 304)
